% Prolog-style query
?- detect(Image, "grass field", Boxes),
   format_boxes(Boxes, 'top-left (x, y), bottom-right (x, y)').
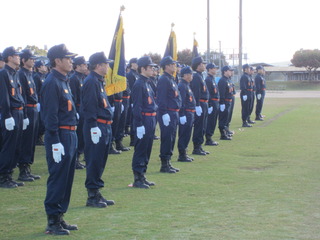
top-left (1, 96), bottom-right (320, 240)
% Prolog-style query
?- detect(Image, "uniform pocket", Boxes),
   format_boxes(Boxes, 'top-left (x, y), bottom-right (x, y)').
top-left (67, 100), bottom-right (72, 111)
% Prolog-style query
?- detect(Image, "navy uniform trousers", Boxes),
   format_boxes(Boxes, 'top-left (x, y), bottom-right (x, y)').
top-left (18, 106), bottom-right (39, 164)
top-left (206, 100), bottom-right (219, 138)
top-left (44, 129), bottom-right (77, 215)
top-left (192, 101), bottom-right (208, 145)
top-left (159, 111), bottom-right (179, 160)
top-left (219, 102), bottom-right (231, 129)
top-left (227, 95), bottom-right (235, 128)
top-left (240, 92), bottom-right (252, 122)
top-left (116, 97), bottom-right (130, 142)
top-left (248, 91), bottom-right (255, 120)
top-left (132, 115), bottom-right (156, 173)
top-left (76, 112), bottom-right (85, 158)
top-left (83, 121), bottom-right (111, 189)
top-left (178, 111), bottom-right (195, 152)
top-left (111, 101), bottom-right (122, 143)
top-left (0, 109), bottom-right (23, 174)
top-left (255, 91), bottom-right (265, 117)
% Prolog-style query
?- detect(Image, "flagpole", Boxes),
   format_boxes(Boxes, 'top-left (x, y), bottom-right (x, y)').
top-left (207, 0), bottom-right (210, 63)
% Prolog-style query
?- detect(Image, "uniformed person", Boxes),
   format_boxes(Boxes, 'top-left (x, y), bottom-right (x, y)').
top-left (69, 56), bottom-right (87, 169)
top-left (255, 65), bottom-right (266, 121)
top-left (81, 52), bottom-right (115, 208)
top-left (126, 58), bottom-right (139, 146)
top-left (190, 56), bottom-right (210, 155)
top-left (131, 56), bottom-right (157, 188)
top-left (247, 66), bottom-right (256, 124)
top-left (33, 60), bottom-right (47, 145)
top-left (226, 68), bottom-right (236, 136)
top-left (0, 47), bottom-right (25, 188)
top-left (148, 65), bottom-right (160, 140)
top-left (17, 49), bottom-right (41, 182)
top-left (240, 64), bottom-right (253, 127)
top-left (157, 56), bottom-right (181, 173)
top-left (218, 66), bottom-right (234, 140)
top-left (41, 44), bottom-right (78, 235)
top-left (205, 63), bottom-right (220, 146)
top-left (177, 66), bottom-right (196, 162)
top-left (0, 53), bottom-right (4, 151)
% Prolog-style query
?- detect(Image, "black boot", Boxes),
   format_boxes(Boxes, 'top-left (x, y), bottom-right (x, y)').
top-left (225, 127), bottom-right (234, 136)
top-left (192, 144), bottom-right (206, 155)
top-left (255, 115), bottom-right (264, 121)
top-left (132, 172), bottom-right (150, 189)
top-left (7, 172), bottom-right (24, 186)
top-left (242, 121), bottom-right (252, 127)
top-left (141, 173), bottom-right (155, 186)
top-left (129, 135), bottom-right (135, 146)
top-left (178, 150), bottom-right (192, 162)
top-left (36, 136), bottom-right (45, 146)
top-left (247, 118), bottom-right (255, 124)
top-left (115, 140), bottom-right (130, 151)
top-left (18, 164), bottom-right (34, 182)
top-left (86, 189), bottom-right (107, 208)
top-left (0, 174), bottom-right (18, 188)
top-left (75, 155), bottom-right (85, 170)
top-left (58, 213), bottom-right (78, 231)
top-left (26, 164), bottom-right (41, 179)
top-left (109, 142), bottom-right (122, 154)
top-left (45, 214), bottom-right (70, 235)
top-left (160, 159), bottom-right (176, 173)
top-left (168, 160), bottom-right (180, 172)
top-left (205, 136), bottom-right (219, 146)
top-left (220, 128), bottom-right (232, 140)
top-left (200, 145), bottom-right (210, 154)
top-left (95, 190), bottom-right (115, 206)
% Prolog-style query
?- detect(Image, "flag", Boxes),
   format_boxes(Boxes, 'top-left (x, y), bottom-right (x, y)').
top-left (192, 37), bottom-right (199, 59)
top-left (105, 12), bottom-right (126, 96)
top-left (163, 28), bottom-right (177, 61)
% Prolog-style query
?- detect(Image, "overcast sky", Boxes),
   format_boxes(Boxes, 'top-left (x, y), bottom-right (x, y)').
top-left (1, 0), bottom-right (318, 65)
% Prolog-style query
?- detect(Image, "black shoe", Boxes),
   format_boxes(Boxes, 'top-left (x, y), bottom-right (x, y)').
top-left (10, 179), bottom-right (25, 187)
top-left (178, 154), bottom-right (192, 162)
top-left (242, 122), bottom-right (252, 127)
top-left (248, 119), bottom-right (255, 124)
top-left (153, 135), bottom-right (160, 140)
top-left (255, 117), bottom-right (264, 121)
top-left (144, 179), bottom-right (156, 186)
top-left (0, 178), bottom-right (18, 188)
top-left (59, 214), bottom-right (78, 231)
top-left (25, 164), bottom-right (41, 180)
top-left (200, 147), bottom-right (210, 155)
top-left (220, 135), bottom-right (232, 140)
top-left (109, 146), bottom-right (122, 154)
top-left (75, 161), bottom-right (85, 170)
top-left (86, 189), bottom-right (107, 208)
top-left (186, 155), bottom-right (194, 161)
top-left (99, 195), bottom-right (115, 206)
top-left (160, 166), bottom-right (176, 173)
top-left (46, 215), bottom-right (70, 235)
top-left (133, 180), bottom-right (150, 189)
top-left (18, 173), bottom-right (34, 182)
top-left (116, 141), bottom-right (130, 151)
top-left (192, 148), bottom-right (206, 155)
top-left (226, 129), bottom-right (234, 135)
top-left (205, 140), bottom-right (219, 146)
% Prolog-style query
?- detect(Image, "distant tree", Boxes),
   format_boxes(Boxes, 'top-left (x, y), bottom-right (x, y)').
top-left (178, 48), bottom-right (193, 66)
top-left (143, 52), bottom-right (162, 65)
top-left (17, 45), bottom-right (47, 56)
top-left (291, 49), bottom-right (320, 81)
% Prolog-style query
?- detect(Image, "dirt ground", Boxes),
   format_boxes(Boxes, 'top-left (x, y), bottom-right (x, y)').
top-left (264, 91), bottom-right (320, 98)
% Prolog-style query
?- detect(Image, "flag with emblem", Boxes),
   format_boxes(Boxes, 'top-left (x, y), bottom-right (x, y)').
top-left (105, 6), bottom-right (126, 96)
top-left (192, 34), bottom-right (199, 59)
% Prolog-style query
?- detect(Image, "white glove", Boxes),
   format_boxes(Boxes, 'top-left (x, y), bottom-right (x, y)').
top-left (5, 117), bottom-right (15, 131)
top-left (179, 116), bottom-right (187, 125)
top-left (208, 107), bottom-right (213, 114)
top-left (23, 118), bottom-right (29, 130)
top-left (121, 104), bottom-right (124, 113)
top-left (220, 104), bottom-right (225, 112)
top-left (242, 95), bottom-right (247, 101)
top-left (195, 106), bottom-right (202, 116)
top-left (90, 127), bottom-right (101, 144)
top-left (52, 143), bottom-right (65, 163)
top-left (136, 126), bottom-right (145, 139)
top-left (36, 103), bottom-right (41, 112)
top-left (162, 113), bottom-right (170, 126)
top-left (257, 94), bottom-right (262, 100)
top-left (131, 104), bottom-right (133, 108)
top-left (111, 107), bottom-right (115, 113)
top-left (76, 113), bottom-right (79, 120)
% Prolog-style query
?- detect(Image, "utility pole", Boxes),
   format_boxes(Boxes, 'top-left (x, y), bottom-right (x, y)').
top-left (219, 41), bottom-right (222, 70)
top-left (207, 0), bottom-right (210, 62)
top-left (239, 0), bottom-right (243, 75)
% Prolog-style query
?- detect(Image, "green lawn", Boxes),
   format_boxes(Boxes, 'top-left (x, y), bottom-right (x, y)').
top-left (1, 97), bottom-right (320, 240)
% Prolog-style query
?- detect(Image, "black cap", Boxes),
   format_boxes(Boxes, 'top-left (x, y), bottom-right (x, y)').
top-left (256, 65), bottom-right (264, 71)
top-left (137, 56), bottom-right (156, 67)
top-left (221, 65), bottom-right (234, 72)
top-left (180, 66), bottom-right (193, 76)
top-left (160, 56), bottom-right (176, 67)
top-left (206, 63), bottom-right (219, 70)
top-left (89, 52), bottom-right (113, 65)
top-left (20, 49), bottom-right (37, 60)
top-left (73, 56), bottom-right (87, 66)
top-left (192, 56), bottom-right (207, 66)
top-left (242, 63), bottom-right (250, 70)
top-left (129, 58), bottom-right (138, 65)
top-left (2, 46), bottom-right (22, 59)
top-left (34, 60), bottom-right (45, 68)
top-left (47, 44), bottom-right (77, 60)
